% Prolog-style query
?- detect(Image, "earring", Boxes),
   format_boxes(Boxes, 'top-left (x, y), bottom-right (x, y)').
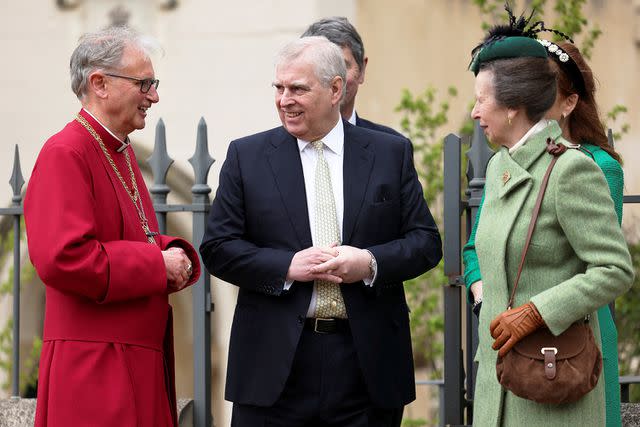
top-left (559, 113), bottom-right (565, 125)
top-left (508, 116), bottom-right (512, 126)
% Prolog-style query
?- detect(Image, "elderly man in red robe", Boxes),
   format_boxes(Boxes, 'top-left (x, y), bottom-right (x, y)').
top-left (23, 26), bottom-right (200, 427)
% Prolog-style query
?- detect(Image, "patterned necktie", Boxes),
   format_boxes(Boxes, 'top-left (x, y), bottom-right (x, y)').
top-left (312, 140), bottom-right (347, 318)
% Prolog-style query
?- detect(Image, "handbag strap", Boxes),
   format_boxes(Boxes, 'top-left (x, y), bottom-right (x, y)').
top-left (507, 138), bottom-right (568, 309)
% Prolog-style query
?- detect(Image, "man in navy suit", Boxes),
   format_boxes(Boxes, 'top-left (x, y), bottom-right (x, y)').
top-left (302, 16), bottom-right (403, 137)
top-left (200, 36), bottom-right (441, 427)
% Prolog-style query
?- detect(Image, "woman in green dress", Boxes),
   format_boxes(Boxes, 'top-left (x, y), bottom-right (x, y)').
top-left (464, 40), bottom-right (625, 426)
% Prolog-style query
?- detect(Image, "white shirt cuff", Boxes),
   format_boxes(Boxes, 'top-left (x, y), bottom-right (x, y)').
top-left (284, 279), bottom-right (294, 291)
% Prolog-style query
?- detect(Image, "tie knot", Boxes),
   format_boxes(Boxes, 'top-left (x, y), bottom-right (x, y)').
top-left (312, 140), bottom-right (324, 152)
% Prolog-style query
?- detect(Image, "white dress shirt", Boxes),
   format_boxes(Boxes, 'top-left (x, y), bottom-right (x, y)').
top-left (282, 119), bottom-right (375, 317)
top-left (347, 109), bottom-right (357, 126)
top-left (282, 119), bottom-right (344, 316)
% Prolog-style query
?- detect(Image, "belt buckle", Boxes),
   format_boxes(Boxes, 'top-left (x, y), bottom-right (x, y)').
top-left (314, 317), bottom-right (332, 334)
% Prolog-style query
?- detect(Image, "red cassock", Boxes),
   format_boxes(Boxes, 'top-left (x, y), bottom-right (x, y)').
top-left (24, 109), bottom-right (201, 427)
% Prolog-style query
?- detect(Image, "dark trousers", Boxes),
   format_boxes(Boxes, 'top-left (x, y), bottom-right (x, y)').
top-left (231, 324), bottom-right (403, 427)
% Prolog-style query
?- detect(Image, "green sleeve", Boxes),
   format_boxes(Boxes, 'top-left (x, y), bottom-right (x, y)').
top-left (581, 144), bottom-right (623, 225)
top-left (597, 157), bottom-right (623, 225)
top-left (463, 191), bottom-right (485, 302)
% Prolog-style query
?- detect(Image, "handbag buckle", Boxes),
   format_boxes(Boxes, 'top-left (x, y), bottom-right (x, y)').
top-left (540, 347), bottom-right (558, 355)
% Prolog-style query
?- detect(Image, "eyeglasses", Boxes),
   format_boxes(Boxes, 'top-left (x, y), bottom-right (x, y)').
top-left (105, 73), bottom-right (160, 93)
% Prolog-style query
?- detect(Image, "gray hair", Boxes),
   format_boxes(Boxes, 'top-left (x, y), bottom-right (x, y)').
top-left (276, 36), bottom-right (347, 100)
top-left (70, 26), bottom-right (160, 100)
top-left (301, 16), bottom-right (365, 72)
top-left (480, 57), bottom-right (557, 123)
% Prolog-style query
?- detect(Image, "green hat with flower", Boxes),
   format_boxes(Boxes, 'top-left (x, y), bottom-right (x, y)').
top-left (468, 3), bottom-right (572, 75)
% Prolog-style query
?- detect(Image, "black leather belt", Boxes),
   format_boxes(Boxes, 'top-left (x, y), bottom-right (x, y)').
top-left (304, 318), bottom-right (349, 334)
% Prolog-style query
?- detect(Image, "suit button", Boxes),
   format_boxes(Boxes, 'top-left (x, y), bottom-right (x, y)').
top-left (298, 315), bottom-right (305, 324)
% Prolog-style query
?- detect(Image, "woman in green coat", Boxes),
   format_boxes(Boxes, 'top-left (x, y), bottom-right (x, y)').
top-left (466, 16), bottom-right (634, 426)
top-left (465, 40), bottom-right (626, 426)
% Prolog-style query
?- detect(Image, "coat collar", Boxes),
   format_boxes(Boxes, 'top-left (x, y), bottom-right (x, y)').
top-left (79, 108), bottom-right (131, 153)
top-left (495, 121), bottom-right (563, 199)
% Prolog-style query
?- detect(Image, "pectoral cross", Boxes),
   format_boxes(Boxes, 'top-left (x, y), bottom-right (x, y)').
top-left (141, 219), bottom-right (158, 244)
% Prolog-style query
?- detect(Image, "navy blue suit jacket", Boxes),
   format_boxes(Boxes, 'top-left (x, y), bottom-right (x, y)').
top-left (356, 114), bottom-right (404, 138)
top-left (200, 120), bottom-right (441, 408)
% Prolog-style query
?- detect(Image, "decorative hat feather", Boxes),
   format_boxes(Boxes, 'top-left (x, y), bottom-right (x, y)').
top-left (468, 2), bottom-right (573, 75)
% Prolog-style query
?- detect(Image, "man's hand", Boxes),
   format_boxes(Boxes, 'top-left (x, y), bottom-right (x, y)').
top-left (310, 245), bottom-right (371, 284)
top-left (162, 247), bottom-right (191, 292)
top-left (286, 246), bottom-right (342, 283)
top-left (490, 302), bottom-right (545, 357)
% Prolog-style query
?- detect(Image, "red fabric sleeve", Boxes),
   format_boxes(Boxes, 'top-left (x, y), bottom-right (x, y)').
top-left (25, 141), bottom-right (168, 302)
top-left (157, 234), bottom-right (201, 292)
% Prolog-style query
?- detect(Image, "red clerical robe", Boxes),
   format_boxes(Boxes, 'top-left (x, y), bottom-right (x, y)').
top-left (24, 109), bottom-right (201, 427)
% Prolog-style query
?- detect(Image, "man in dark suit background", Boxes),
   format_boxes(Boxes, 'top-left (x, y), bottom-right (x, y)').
top-left (199, 36), bottom-right (441, 426)
top-left (302, 16), bottom-right (403, 137)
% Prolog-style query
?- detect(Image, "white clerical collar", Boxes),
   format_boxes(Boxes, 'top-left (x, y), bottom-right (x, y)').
top-left (347, 109), bottom-right (357, 126)
top-left (297, 118), bottom-right (344, 156)
top-left (82, 108), bottom-right (131, 152)
top-left (509, 119), bottom-right (550, 154)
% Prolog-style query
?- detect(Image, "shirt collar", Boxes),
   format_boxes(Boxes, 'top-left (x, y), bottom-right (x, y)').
top-left (509, 119), bottom-right (550, 154)
top-left (82, 108), bottom-right (131, 152)
top-left (347, 109), bottom-right (357, 126)
top-left (297, 118), bottom-right (344, 156)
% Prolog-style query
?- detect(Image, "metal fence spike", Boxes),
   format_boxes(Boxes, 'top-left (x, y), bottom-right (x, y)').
top-left (189, 117), bottom-right (215, 199)
top-left (467, 121), bottom-right (494, 184)
top-left (607, 128), bottom-right (615, 148)
top-left (9, 145), bottom-right (25, 205)
top-left (147, 118), bottom-right (174, 192)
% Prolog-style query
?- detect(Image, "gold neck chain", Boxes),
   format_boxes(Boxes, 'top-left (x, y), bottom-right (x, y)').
top-left (75, 114), bottom-right (157, 244)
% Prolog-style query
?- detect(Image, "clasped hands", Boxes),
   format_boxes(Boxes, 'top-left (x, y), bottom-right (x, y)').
top-left (489, 302), bottom-right (545, 357)
top-left (286, 244), bottom-right (372, 284)
top-left (162, 246), bottom-right (193, 292)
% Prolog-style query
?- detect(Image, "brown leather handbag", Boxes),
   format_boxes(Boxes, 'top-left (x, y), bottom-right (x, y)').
top-left (495, 139), bottom-right (603, 405)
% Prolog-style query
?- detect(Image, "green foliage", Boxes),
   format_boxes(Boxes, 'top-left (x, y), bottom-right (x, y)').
top-left (0, 219), bottom-right (41, 396)
top-left (471, 0), bottom-right (601, 58)
top-left (20, 335), bottom-right (42, 394)
top-left (396, 86), bottom-right (458, 373)
top-left (471, 0), bottom-right (503, 30)
top-left (551, 0), bottom-right (601, 58)
top-left (402, 418), bottom-right (428, 427)
top-left (606, 105), bottom-right (631, 142)
top-left (0, 317), bottom-right (41, 395)
top-left (615, 241), bottom-right (640, 402)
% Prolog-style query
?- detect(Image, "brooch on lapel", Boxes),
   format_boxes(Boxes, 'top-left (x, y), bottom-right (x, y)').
top-left (502, 171), bottom-right (511, 184)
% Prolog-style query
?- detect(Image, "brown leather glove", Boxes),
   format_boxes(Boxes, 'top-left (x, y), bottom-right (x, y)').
top-left (490, 302), bottom-right (545, 357)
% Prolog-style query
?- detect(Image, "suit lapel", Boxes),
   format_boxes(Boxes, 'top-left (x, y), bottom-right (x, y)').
top-left (342, 122), bottom-right (374, 244)
top-left (266, 128), bottom-right (313, 249)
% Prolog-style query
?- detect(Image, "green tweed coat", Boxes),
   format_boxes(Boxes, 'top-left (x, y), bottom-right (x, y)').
top-left (464, 141), bottom-right (625, 426)
top-left (472, 122), bottom-right (634, 426)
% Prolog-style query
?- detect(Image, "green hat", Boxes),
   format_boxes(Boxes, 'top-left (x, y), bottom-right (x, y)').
top-left (469, 36), bottom-right (548, 75)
